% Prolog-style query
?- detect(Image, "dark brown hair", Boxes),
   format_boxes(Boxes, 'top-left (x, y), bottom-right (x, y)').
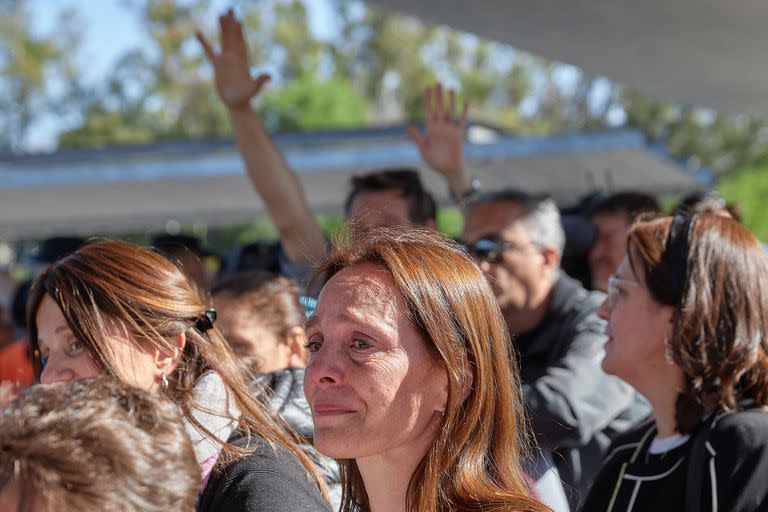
top-left (588, 191), bottom-right (661, 221)
top-left (25, 240), bottom-right (327, 497)
top-left (0, 376), bottom-right (199, 512)
top-left (212, 270), bottom-right (305, 341)
top-left (344, 168), bottom-right (437, 225)
top-left (628, 214), bottom-right (768, 433)
top-left (313, 224), bottom-right (549, 512)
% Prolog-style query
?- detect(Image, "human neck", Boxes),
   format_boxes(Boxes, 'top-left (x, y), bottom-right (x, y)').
top-left (356, 413), bottom-right (440, 512)
top-left (503, 282), bottom-right (554, 335)
top-left (632, 365), bottom-right (685, 438)
top-left (357, 456), bottom-right (412, 512)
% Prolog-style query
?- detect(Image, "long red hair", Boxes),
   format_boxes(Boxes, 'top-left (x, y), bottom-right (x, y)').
top-left (313, 224), bottom-right (550, 512)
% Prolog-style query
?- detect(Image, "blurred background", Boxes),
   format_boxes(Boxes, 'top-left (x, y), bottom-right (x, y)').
top-left (1, 0), bottom-right (767, 263)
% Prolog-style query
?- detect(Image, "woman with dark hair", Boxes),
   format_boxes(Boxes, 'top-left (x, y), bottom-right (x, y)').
top-left (27, 240), bottom-right (331, 512)
top-left (582, 214), bottom-right (768, 511)
top-left (303, 224), bottom-right (550, 512)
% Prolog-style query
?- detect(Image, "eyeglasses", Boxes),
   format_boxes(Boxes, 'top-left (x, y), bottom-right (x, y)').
top-left (461, 238), bottom-right (524, 263)
top-left (606, 275), bottom-right (642, 307)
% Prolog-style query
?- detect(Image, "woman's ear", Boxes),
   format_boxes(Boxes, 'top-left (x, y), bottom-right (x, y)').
top-left (285, 326), bottom-right (308, 368)
top-left (153, 332), bottom-right (187, 378)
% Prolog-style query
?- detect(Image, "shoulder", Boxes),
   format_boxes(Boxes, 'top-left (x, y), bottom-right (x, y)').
top-left (199, 433), bottom-right (331, 512)
top-left (551, 275), bottom-right (604, 329)
top-left (709, 407), bottom-right (768, 454)
top-left (223, 432), bottom-right (317, 484)
top-left (602, 416), bottom-right (655, 464)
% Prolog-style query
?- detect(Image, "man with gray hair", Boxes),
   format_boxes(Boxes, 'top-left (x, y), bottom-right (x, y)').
top-left (409, 85), bottom-right (649, 510)
top-left (460, 190), bottom-right (646, 507)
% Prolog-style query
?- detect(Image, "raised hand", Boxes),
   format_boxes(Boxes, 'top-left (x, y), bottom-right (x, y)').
top-left (196, 9), bottom-right (270, 111)
top-left (407, 83), bottom-right (469, 180)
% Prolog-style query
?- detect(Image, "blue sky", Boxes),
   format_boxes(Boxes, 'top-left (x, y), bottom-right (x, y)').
top-left (28, 0), bottom-right (337, 82)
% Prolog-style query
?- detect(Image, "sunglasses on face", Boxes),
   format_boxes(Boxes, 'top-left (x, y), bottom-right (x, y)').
top-left (606, 275), bottom-right (642, 307)
top-left (461, 238), bottom-right (524, 263)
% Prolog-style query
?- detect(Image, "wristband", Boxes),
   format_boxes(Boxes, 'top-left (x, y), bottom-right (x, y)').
top-left (451, 177), bottom-right (482, 208)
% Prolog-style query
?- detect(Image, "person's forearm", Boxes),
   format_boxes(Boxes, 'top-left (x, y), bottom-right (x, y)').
top-left (444, 166), bottom-right (473, 199)
top-left (228, 107), bottom-right (326, 264)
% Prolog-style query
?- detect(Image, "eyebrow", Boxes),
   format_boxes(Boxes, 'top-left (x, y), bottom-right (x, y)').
top-left (305, 315), bottom-right (319, 331)
top-left (37, 325), bottom-right (74, 347)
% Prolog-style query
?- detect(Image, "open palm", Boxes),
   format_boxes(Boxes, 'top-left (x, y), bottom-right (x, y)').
top-left (408, 84), bottom-right (468, 177)
top-left (196, 9), bottom-right (269, 110)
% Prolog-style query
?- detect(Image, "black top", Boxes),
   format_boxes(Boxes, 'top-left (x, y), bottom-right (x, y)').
top-left (196, 432), bottom-right (332, 512)
top-left (260, 368), bottom-right (342, 508)
top-left (580, 409), bottom-right (768, 512)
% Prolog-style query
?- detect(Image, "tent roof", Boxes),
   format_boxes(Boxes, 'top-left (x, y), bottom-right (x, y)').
top-left (369, 0), bottom-right (768, 115)
top-left (0, 126), bottom-right (697, 238)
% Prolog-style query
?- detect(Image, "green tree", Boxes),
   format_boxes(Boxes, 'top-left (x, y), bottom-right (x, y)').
top-left (620, 89), bottom-right (768, 175)
top-left (718, 164), bottom-right (768, 241)
top-left (0, 0), bottom-right (82, 152)
top-left (259, 75), bottom-right (367, 131)
top-left (60, 0), bottom-right (234, 147)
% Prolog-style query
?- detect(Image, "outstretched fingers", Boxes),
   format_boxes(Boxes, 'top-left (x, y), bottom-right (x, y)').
top-left (434, 83), bottom-right (445, 120)
top-left (459, 98), bottom-right (469, 127)
top-left (195, 31), bottom-right (216, 61)
top-left (424, 83), bottom-right (466, 124)
top-left (249, 73), bottom-right (272, 97)
top-left (407, 125), bottom-right (426, 151)
top-left (448, 89), bottom-right (457, 120)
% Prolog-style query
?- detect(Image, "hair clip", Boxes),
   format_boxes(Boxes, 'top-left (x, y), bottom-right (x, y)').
top-left (194, 309), bottom-right (217, 333)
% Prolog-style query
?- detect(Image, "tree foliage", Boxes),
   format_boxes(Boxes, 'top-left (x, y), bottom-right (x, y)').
top-left (0, 0), bottom-right (82, 152)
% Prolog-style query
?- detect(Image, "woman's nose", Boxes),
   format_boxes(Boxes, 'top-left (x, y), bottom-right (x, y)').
top-left (39, 354), bottom-right (76, 385)
top-left (597, 297), bottom-right (611, 321)
top-left (305, 346), bottom-right (345, 388)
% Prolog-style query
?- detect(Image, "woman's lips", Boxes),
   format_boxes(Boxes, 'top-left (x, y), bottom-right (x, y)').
top-left (312, 402), bottom-right (357, 416)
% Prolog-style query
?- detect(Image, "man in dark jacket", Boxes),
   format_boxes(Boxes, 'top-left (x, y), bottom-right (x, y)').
top-left (461, 189), bottom-right (649, 510)
top-left (405, 83), bottom-right (649, 510)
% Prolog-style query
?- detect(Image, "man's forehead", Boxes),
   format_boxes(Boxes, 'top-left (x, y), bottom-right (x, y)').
top-left (349, 187), bottom-right (408, 208)
top-left (464, 200), bottom-right (527, 236)
top-left (347, 188), bottom-right (411, 223)
top-left (593, 209), bottom-right (633, 229)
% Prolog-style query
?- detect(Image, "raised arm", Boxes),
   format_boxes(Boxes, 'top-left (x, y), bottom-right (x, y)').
top-left (196, 10), bottom-right (326, 268)
top-left (407, 84), bottom-right (475, 208)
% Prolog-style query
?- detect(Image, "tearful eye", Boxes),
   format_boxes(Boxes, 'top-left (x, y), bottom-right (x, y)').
top-left (353, 339), bottom-right (373, 349)
top-left (67, 339), bottom-right (84, 357)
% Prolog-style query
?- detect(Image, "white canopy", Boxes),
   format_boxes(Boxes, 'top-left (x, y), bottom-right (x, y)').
top-left (0, 127), bottom-right (696, 238)
top-left (369, 0), bottom-right (768, 115)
